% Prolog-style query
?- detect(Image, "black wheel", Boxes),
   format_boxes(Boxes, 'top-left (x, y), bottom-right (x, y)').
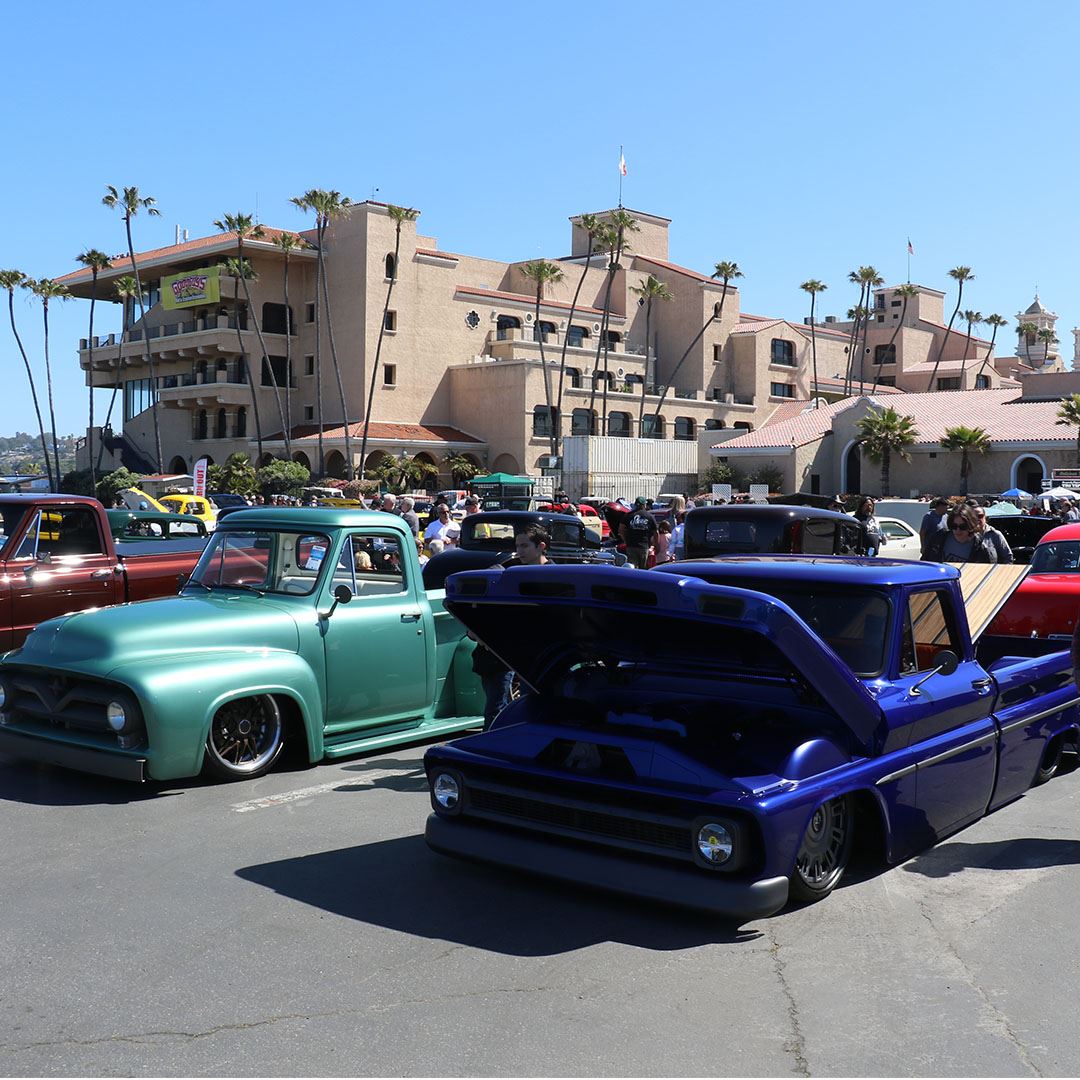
top-left (203, 695), bottom-right (285, 781)
top-left (1034, 735), bottom-right (1063, 786)
top-left (790, 795), bottom-right (854, 903)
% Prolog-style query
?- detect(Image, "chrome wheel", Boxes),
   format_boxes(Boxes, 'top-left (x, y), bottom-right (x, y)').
top-left (204, 696), bottom-right (284, 780)
top-left (790, 795), bottom-right (853, 903)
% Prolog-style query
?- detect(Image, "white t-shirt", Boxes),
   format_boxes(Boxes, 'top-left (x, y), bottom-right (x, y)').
top-left (424, 519), bottom-right (461, 545)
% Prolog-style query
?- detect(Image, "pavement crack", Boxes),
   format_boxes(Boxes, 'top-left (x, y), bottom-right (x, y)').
top-left (767, 927), bottom-right (810, 1077)
top-left (914, 901), bottom-right (1043, 1077)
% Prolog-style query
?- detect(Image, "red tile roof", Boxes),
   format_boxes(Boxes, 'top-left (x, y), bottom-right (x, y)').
top-left (633, 255), bottom-right (736, 287)
top-left (56, 227), bottom-right (314, 284)
top-left (415, 248), bottom-right (460, 261)
top-left (265, 422), bottom-right (483, 444)
top-left (454, 285), bottom-right (620, 319)
top-left (712, 388), bottom-right (1074, 451)
top-left (917, 318), bottom-right (992, 345)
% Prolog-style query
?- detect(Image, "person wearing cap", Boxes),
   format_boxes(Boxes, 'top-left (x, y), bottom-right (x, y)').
top-left (620, 496), bottom-right (658, 569)
top-left (919, 497), bottom-right (950, 557)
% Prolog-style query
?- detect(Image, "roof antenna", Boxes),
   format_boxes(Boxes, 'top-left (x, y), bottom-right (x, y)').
top-left (372, 186), bottom-right (380, 201)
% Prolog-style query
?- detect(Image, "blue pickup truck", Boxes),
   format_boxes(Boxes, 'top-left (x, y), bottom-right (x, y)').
top-left (423, 557), bottom-right (1078, 919)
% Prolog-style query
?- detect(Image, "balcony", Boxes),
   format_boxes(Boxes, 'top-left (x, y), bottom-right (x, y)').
top-left (485, 329), bottom-right (638, 365)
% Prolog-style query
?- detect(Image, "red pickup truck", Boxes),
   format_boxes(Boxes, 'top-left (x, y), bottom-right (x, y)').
top-left (0, 494), bottom-right (206, 650)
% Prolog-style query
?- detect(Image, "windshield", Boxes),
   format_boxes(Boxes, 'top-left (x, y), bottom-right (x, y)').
top-left (0, 504), bottom-right (32, 550)
top-left (189, 529), bottom-right (331, 595)
top-left (461, 518), bottom-right (582, 550)
top-left (1031, 540), bottom-right (1080, 573)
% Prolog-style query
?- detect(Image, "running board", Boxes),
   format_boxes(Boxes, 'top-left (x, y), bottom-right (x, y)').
top-left (322, 715), bottom-right (483, 759)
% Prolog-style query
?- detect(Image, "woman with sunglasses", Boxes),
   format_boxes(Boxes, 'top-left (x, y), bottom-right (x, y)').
top-left (921, 504), bottom-right (998, 564)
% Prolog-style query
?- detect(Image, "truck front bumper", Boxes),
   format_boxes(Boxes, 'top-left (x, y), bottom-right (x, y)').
top-left (0, 727), bottom-right (146, 782)
top-left (425, 813), bottom-right (789, 920)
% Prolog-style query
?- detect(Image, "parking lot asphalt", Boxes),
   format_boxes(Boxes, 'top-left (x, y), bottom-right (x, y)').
top-left (2, 744), bottom-right (1079, 1077)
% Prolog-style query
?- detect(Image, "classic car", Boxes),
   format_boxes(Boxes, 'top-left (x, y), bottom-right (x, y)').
top-left (424, 557), bottom-right (1076, 919)
top-left (988, 522), bottom-right (1080, 640)
top-left (106, 509), bottom-right (209, 540)
top-left (0, 509), bottom-right (483, 783)
top-left (876, 516), bottom-right (922, 559)
top-left (159, 494), bottom-right (217, 529)
top-left (683, 505), bottom-right (869, 559)
top-left (421, 511), bottom-right (623, 590)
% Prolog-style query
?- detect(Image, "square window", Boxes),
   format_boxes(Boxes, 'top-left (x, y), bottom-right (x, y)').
top-left (384, 310), bottom-right (397, 332)
top-left (305, 303), bottom-right (316, 323)
top-left (383, 364), bottom-right (396, 386)
top-left (713, 343), bottom-right (722, 363)
top-left (877, 315), bottom-right (885, 323)
top-left (304, 355), bottom-right (314, 376)
top-left (304, 405), bottom-right (314, 421)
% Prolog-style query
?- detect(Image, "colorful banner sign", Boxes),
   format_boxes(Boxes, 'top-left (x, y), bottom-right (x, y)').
top-left (161, 266), bottom-right (220, 310)
top-left (193, 457), bottom-right (209, 499)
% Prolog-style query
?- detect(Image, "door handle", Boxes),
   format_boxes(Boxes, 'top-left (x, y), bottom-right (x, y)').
top-left (971, 678), bottom-right (992, 690)
top-left (91, 569), bottom-right (113, 581)
top-left (400, 611), bottom-right (422, 623)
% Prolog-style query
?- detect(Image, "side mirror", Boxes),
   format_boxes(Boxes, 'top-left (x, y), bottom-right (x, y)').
top-left (908, 649), bottom-right (960, 697)
top-left (323, 583), bottom-right (353, 620)
top-left (177, 572), bottom-right (188, 591)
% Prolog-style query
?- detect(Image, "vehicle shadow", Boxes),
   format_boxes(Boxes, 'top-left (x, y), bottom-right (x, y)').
top-left (902, 837), bottom-right (1080, 879)
top-left (335, 756), bottom-right (429, 793)
top-left (236, 835), bottom-right (762, 955)
top-left (0, 758), bottom-right (180, 807)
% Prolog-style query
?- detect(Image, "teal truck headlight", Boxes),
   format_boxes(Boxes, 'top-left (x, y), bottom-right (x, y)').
top-left (106, 702), bottom-right (127, 732)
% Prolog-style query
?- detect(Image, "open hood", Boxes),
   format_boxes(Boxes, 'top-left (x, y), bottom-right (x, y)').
top-left (445, 565), bottom-right (885, 752)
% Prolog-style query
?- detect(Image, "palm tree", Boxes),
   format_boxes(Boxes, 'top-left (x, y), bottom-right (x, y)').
top-left (843, 267), bottom-right (874, 395)
top-left (357, 203), bottom-right (417, 478)
top-left (219, 257), bottom-right (265, 464)
top-left (1056, 393), bottom-right (1080, 466)
top-left (273, 232), bottom-right (305, 443)
top-left (654, 261), bottom-right (742, 422)
top-left (213, 213), bottom-right (290, 459)
top-left (799, 279), bottom-right (827, 407)
top-left (555, 213), bottom-right (601, 455)
top-left (75, 249), bottom-right (113, 490)
top-left (398, 456), bottom-right (439, 493)
top-left (98, 275), bottom-right (139, 472)
top-left (957, 309), bottom-right (983, 387)
top-left (856, 407), bottom-right (919, 496)
top-left (871, 283), bottom-right (918, 393)
top-left (585, 222), bottom-right (619, 423)
top-left (0, 269), bottom-right (54, 489)
top-left (443, 453), bottom-right (480, 486)
top-left (1037, 328), bottom-right (1058, 367)
top-left (630, 274), bottom-right (674, 428)
top-left (26, 278), bottom-right (70, 485)
top-left (1016, 321), bottom-right (1038, 368)
top-left (927, 266), bottom-right (974, 392)
top-left (102, 185), bottom-right (163, 471)
top-left (940, 425), bottom-right (990, 495)
top-left (854, 267), bottom-right (884, 394)
top-left (971, 313), bottom-right (1007, 386)
top-left (521, 260), bottom-right (566, 457)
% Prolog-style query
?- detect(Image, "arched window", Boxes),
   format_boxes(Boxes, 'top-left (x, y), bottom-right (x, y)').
top-left (385, 253), bottom-right (397, 280)
top-left (608, 411), bottom-right (631, 437)
top-left (771, 339), bottom-right (795, 365)
top-left (532, 405), bottom-right (557, 437)
top-left (195, 359), bottom-right (208, 383)
top-left (235, 407), bottom-right (247, 437)
top-left (605, 330), bottom-right (621, 348)
top-left (195, 409), bottom-right (208, 440)
top-left (704, 418), bottom-right (725, 430)
top-left (975, 374), bottom-right (990, 389)
top-left (533, 320), bottom-right (557, 343)
top-left (674, 417), bottom-right (695, 441)
top-left (571, 408), bottom-right (595, 436)
top-left (565, 367), bottom-right (582, 388)
top-left (733, 421), bottom-right (752, 431)
top-left (496, 315), bottom-right (521, 340)
top-left (215, 408), bottom-right (227, 439)
top-left (641, 414), bottom-right (665, 439)
top-left (566, 325), bottom-right (589, 348)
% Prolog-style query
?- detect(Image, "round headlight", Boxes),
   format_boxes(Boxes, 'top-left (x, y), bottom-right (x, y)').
top-left (697, 822), bottom-right (733, 865)
top-left (432, 772), bottom-right (460, 811)
top-left (106, 701), bottom-right (126, 732)
top-left (0, 682), bottom-right (7, 709)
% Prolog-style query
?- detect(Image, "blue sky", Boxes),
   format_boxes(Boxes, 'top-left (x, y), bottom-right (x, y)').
top-left (3, 0), bottom-right (1078, 436)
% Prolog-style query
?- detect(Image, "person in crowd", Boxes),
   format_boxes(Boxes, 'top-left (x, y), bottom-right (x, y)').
top-left (670, 510), bottom-right (687, 561)
top-left (463, 495), bottom-right (481, 516)
top-left (427, 538), bottom-right (445, 558)
top-left (972, 505), bottom-right (1014, 564)
top-left (620, 497), bottom-right (658, 568)
top-left (655, 520), bottom-right (674, 563)
top-left (398, 496), bottom-right (420, 538)
top-left (472, 524), bottom-right (551, 729)
top-left (423, 504), bottom-right (460, 547)
top-left (919, 497), bottom-right (950, 557)
top-left (922, 504), bottom-right (997, 563)
top-left (1061, 499), bottom-right (1080, 523)
top-left (853, 496), bottom-right (886, 556)
top-left (415, 536), bottom-right (429, 568)
top-left (380, 493), bottom-right (398, 515)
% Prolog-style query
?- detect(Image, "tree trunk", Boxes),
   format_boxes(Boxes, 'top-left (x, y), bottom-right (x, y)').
top-left (554, 236), bottom-right (593, 476)
top-left (41, 301), bottom-right (62, 487)
top-left (125, 216), bottom-right (163, 472)
top-left (98, 308), bottom-right (126, 473)
top-left (843, 284), bottom-right (866, 396)
top-left (959, 323), bottom-right (973, 387)
top-left (655, 291), bottom-right (726, 420)
top-left (960, 450), bottom-right (969, 496)
top-left (871, 295), bottom-right (909, 392)
top-left (234, 294), bottom-right (264, 463)
top-left (637, 298), bottom-right (652, 428)
top-left (881, 446), bottom-right (890, 497)
top-left (928, 284), bottom-right (963, 392)
top-left (534, 287), bottom-right (556, 458)
top-left (320, 266), bottom-right (352, 476)
top-left (282, 253), bottom-right (293, 448)
top-left (587, 262), bottom-right (617, 434)
top-left (313, 221), bottom-right (326, 476)
top-left (359, 220), bottom-right (403, 478)
top-left (809, 293), bottom-right (819, 409)
top-left (87, 271), bottom-right (97, 490)
top-left (7, 290), bottom-right (53, 490)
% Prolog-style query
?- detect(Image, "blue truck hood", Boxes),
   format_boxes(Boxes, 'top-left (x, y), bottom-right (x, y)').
top-left (10, 594), bottom-right (300, 668)
top-left (445, 565), bottom-right (885, 751)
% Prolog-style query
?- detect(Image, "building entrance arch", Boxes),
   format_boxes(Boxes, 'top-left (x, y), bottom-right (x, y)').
top-left (841, 439), bottom-right (862, 494)
top-left (1011, 454), bottom-right (1047, 494)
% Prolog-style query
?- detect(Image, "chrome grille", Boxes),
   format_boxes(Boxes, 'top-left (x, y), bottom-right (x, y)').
top-left (3, 669), bottom-right (141, 735)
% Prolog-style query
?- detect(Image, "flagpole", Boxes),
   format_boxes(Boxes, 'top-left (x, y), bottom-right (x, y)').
top-left (618, 144), bottom-right (624, 208)
top-left (906, 237), bottom-right (911, 284)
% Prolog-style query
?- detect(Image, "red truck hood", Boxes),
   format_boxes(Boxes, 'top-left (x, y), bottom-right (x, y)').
top-left (990, 573), bottom-right (1080, 638)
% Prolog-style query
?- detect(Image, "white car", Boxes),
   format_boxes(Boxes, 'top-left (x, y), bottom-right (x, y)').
top-left (876, 516), bottom-right (922, 559)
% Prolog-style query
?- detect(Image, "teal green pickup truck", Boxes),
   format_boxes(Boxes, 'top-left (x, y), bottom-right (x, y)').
top-left (0, 509), bottom-right (483, 782)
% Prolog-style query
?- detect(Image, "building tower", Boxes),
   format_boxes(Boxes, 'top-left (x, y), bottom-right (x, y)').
top-left (1016, 295), bottom-right (1061, 369)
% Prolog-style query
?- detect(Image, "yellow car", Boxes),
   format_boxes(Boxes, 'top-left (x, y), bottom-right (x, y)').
top-left (160, 494), bottom-right (217, 530)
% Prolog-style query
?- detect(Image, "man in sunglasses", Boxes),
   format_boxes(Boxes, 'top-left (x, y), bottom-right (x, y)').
top-left (921, 504), bottom-right (998, 563)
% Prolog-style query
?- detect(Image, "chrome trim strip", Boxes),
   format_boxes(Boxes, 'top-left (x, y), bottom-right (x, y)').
top-left (919, 731), bottom-right (998, 768)
top-left (999, 696), bottom-right (1080, 735)
top-left (876, 763), bottom-right (916, 786)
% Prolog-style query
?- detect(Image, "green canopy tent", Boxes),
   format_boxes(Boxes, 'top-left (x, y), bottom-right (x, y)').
top-left (470, 472), bottom-right (534, 511)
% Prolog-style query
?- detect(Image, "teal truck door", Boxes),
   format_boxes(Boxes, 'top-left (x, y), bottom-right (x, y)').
top-left (321, 530), bottom-right (431, 734)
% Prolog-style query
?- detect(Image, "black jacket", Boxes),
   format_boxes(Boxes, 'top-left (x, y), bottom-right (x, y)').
top-left (922, 529), bottom-right (998, 564)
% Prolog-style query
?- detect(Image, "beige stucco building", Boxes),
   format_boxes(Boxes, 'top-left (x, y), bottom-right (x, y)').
top-left (58, 204), bottom-right (1028, 490)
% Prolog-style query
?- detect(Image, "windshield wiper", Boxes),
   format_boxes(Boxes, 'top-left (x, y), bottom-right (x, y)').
top-left (184, 578), bottom-right (212, 593)
top-left (218, 582), bottom-right (267, 596)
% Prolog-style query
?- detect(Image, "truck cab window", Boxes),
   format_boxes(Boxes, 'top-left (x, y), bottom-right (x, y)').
top-left (902, 589), bottom-right (961, 673)
top-left (336, 534), bottom-right (407, 597)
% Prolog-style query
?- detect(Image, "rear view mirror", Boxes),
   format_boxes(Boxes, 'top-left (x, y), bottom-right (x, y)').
top-left (334, 584), bottom-right (354, 605)
top-left (931, 649), bottom-right (959, 676)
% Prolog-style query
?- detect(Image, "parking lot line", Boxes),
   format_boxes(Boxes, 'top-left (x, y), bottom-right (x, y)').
top-left (230, 767), bottom-right (416, 812)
